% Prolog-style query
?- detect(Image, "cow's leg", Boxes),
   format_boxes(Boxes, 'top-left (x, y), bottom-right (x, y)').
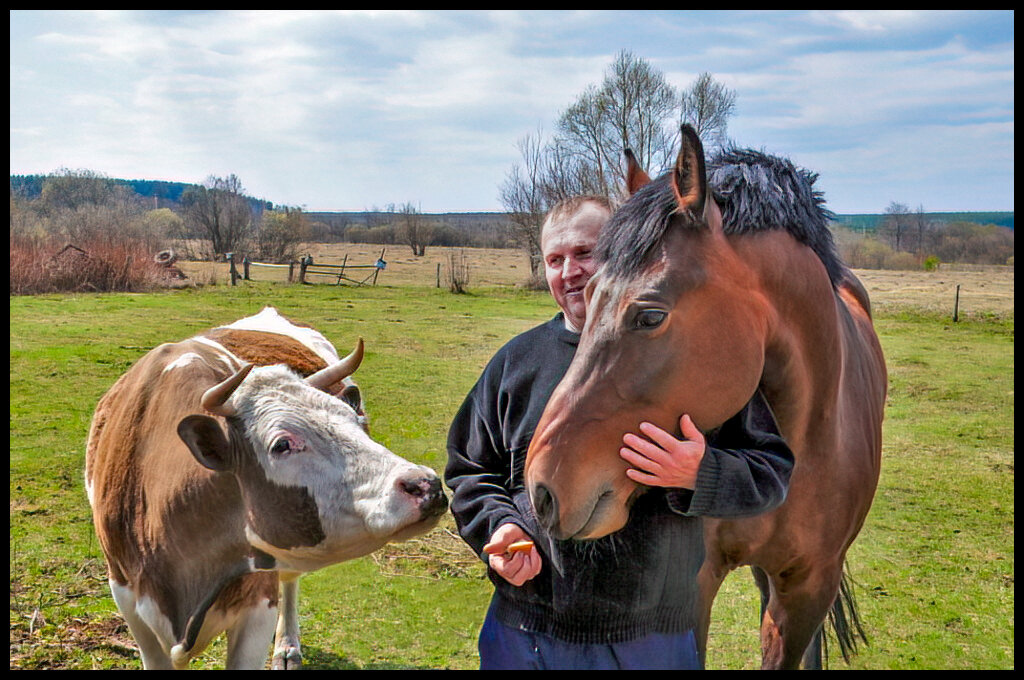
top-left (272, 574), bottom-right (303, 670)
top-left (225, 599), bottom-right (277, 670)
top-left (109, 579), bottom-right (176, 670)
top-left (759, 564), bottom-right (841, 670)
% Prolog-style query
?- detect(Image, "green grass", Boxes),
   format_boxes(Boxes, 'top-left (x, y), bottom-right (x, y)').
top-left (9, 283), bottom-right (1014, 669)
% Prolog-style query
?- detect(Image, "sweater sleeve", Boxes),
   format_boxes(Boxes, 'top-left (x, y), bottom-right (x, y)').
top-left (665, 390), bottom-right (794, 518)
top-left (444, 375), bottom-right (527, 560)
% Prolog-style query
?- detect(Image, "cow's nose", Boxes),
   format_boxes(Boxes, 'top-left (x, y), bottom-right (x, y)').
top-left (397, 473), bottom-right (448, 517)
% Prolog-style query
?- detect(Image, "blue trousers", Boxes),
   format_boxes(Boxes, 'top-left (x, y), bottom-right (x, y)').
top-left (478, 600), bottom-right (701, 670)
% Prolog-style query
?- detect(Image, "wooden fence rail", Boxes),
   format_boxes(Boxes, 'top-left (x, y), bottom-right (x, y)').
top-left (227, 249), bottom-right (387, 286)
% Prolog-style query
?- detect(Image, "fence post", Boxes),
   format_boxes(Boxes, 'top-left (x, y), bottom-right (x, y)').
top-left (374, 248), bottom-right (386, 286)
top-left (288, 261), bottom-right (295, 283)
top-left (338, 255), bottom-right (348, 285)
top-left (227, 252), bottom-right (238, 286)
top-left (243, 256), bottom-right (250, 280)
top-left (953, 284), bottom-right (961, 322)
top-left (299, 255), bottom-right (311, 284)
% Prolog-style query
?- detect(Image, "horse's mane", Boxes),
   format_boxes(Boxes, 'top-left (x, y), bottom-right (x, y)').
top-left (596, 148), bottom-right (843, 286)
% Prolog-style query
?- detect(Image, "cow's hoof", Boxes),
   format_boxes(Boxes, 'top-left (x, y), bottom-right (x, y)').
top-left (272, 647), bottom-right (303, 670)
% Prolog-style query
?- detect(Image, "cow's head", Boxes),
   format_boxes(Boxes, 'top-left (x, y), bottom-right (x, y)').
top-left (177, 341), bottom-right (447, 573)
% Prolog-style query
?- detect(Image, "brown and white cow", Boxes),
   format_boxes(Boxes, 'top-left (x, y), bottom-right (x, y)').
top-left (85, 307), bottom-right (447, 669)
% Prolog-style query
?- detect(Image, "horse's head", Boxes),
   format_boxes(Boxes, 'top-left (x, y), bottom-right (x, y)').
top-left (525, 126), bottom-right (772, 540)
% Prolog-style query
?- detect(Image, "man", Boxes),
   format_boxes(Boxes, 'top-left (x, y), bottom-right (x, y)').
top-left (445, 196), bottom-right (794, 670)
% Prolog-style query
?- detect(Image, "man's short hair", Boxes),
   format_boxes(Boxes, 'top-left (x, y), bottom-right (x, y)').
top-left (543, 195), bottom-right (613, 229)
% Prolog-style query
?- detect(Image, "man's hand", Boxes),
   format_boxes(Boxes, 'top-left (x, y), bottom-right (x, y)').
top-left (619, 414), bottom-right (705, 490)
top-left (483, 523), bottom-right (542, 586)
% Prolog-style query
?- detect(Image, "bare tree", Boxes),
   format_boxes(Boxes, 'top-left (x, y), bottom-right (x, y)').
top-left (180, 174), bottom-right (256, 259)
top-left (253, 206), bottom-right (311, 263)
top-left (395, 202), bottom-right (431, 256)
top-left (679, 72), bottom-right (737, 150)
top-left (599, 51), bottom-right (678, 185)
top-left (33, 169), bottom-right (153, 248)
top-left (881, 201), bottom-right (911, 252)
top-left (499, 131), bottom-right (548, 280)
top-left (38, 168), bottom-right (133, 214)
top-left (910, 204), bottom-right (932, 256)
top-left (499, 55), bottom-right (740, 283)
top-left (553, 50), bottom-right (679, 199)
top-left (554, 84), bottom-right (615, 199)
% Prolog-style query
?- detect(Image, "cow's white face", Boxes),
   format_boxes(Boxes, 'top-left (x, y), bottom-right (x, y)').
top-left (179, 365), bottom-right (446, 574)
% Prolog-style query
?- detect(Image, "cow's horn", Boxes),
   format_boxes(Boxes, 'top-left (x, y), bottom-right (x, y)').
top-left (201, 363), bottom-right (254, 416)
top-left (307, 338), bottom-right (364, 390)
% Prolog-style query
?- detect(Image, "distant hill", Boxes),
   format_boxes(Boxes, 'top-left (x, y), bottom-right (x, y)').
top-left (832, 212), bottom-right (1013, 232)
top-left (9, 174), bottom-right (271, 212)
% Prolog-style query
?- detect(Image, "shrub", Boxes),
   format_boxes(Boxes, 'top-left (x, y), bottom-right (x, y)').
top-left (445, 248), bottom-right (470, 294)
top-left (9, 233), bottom-right (163, 295)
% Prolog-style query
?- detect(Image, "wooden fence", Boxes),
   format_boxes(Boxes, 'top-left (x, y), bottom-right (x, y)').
top-left (226, 249), bottom-right (387, 286)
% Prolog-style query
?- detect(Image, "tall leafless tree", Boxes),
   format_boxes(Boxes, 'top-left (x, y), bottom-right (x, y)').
top-left (499, 130), bottom-right (548, 280)
top-left (395, 201), bottom-right (431, 256)
top-left (679, 72), bottom-right (737, 150)
top-left (500, 55), bottom-right (738, 282)
top-left (253, 206), bottom-right (310, 263)
top-left (882, 201), bottom-right (911, 252)
top-left (552, 50), bottom-right (678, 199)
top-left (180, 174), bottom-right (255, 258)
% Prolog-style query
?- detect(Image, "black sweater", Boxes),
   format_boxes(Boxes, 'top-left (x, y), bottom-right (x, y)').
top-left (445, 314), bottom-right (794, 644)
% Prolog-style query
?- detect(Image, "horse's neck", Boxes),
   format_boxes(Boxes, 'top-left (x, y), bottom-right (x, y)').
top-left (747, 234), bottom-right (844, 451)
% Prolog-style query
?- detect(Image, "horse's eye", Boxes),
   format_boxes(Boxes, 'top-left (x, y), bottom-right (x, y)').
top-left (634, 309), bottom-right (667, 330)
top-left (270, 437), bottom-right (292, 455)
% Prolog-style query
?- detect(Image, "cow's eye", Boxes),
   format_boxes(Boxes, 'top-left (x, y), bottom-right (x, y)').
top-left (633, 308), bottom-right (667, 330)
top-left (270, 437), bottom-right (292, 455)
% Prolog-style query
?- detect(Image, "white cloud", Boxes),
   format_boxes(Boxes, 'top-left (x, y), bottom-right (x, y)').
top-left (9, 10), bottom-right (1014, 212)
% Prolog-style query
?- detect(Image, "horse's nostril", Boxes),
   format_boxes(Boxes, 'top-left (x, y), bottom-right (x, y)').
top-left (532, 483), bottom-right (559, 531)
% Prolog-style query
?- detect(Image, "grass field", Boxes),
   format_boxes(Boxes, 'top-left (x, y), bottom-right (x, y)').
top-left (9, 251), bottom-right (1014, 669)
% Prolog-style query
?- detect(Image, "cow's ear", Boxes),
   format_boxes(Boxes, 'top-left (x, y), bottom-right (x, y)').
top-left (178, 415), bottom-right (234, 472)
top-left (339, 384), bottom-right (362, 412)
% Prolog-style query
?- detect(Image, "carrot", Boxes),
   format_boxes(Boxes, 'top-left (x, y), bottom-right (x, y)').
top-left (507, 540), bottom-right (534, 554)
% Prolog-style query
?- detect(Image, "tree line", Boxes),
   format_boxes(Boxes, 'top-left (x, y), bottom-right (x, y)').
top-left (834, 201), bottom-right (1014, 269)
top-left (10, 171), bottom-right (516, 263)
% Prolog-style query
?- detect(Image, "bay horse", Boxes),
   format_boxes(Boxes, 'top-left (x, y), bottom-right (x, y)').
top-left (524, 125), bottom-right (886, 669)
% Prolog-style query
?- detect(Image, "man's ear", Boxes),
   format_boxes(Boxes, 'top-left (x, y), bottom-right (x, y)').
top-left (178, 414), bottom-right (234, 472)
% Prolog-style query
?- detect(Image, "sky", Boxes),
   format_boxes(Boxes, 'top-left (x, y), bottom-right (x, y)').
top-left (9, 10), bottom-right (1015, 215)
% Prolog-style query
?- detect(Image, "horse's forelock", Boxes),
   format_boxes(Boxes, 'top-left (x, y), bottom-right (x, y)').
top-left (595, 174), bottom-right (681, 278)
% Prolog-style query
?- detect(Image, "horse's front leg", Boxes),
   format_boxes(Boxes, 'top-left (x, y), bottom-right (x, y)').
top-left (272, 574), bottom-right (303, 670)
top-left (759, 563), bottom-right (841, 670)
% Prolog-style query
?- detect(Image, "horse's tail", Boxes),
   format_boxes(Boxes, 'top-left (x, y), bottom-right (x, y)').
top-left (821, 562), bottom-right (868, 667)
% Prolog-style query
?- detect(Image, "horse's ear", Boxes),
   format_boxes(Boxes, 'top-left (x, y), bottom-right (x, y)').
top-left (624, 148), bottom-right (651, 195)
top-left (671, 125), bottom-right (708, 215)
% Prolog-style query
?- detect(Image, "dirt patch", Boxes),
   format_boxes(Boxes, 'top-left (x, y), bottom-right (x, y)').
top-left (10, 612), bottom-right (137, 670)
top-left (371, 522), bottom-right (483, 581)
top-left (854, 266), bottom-right (1014, 318)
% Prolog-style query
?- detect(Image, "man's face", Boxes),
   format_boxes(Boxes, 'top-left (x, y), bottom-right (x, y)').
top-left (541, 202), bottom-right (609, 332)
